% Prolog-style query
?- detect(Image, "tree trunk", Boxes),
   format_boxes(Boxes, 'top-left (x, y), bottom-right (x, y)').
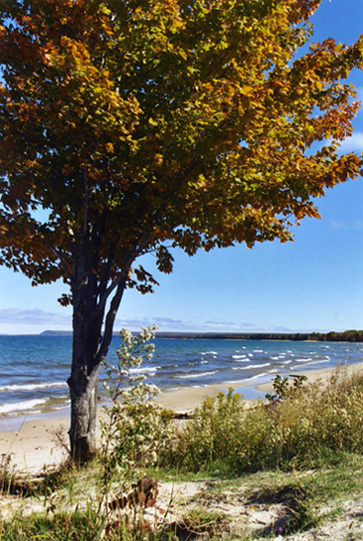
top-left (67, 243), bottom-right (104, 462)
top-left (68, 362), bottom-right (101, 462)
top-left (67, 256), bottom-right (127, 462)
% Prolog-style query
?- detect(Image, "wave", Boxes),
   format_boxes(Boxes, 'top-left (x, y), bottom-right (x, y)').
top-left (290, 359), bottom-right (330, 370)
top-left (129, 366), bottom-right (160, 375)
top-left (224, 372), bottom-right (271, 386)
top-left (0, 398), bottom-right (47, 414)
top-left (0, 381), bottom-right (67, 392)
top-left (200, 351), bottom-right (218, 356)
top-left (232, 363), bottom-right (271, 370)
top-left (231, 354), bottom-right (248, 360)
top-left (175, 371), bottom-right (218, 380)
top-left (242, 372), bottom-right (270, 382)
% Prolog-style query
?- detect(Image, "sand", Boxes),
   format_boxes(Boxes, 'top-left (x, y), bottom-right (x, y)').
top-left (1, 362), bottom-right (362, 475)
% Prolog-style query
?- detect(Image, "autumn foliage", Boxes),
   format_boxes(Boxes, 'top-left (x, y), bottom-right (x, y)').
top-left (0, 0), bottom-right (362, 459)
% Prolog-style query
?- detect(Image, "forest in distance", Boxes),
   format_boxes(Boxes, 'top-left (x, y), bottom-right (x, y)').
top-left (40, 329), bottom-right (363, 342)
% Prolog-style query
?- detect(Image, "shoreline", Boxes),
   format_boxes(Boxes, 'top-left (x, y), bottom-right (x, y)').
top-left (1, 362), bottom-right (363, 474)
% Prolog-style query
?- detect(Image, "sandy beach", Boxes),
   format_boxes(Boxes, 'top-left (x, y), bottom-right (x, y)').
top-left (1, 362), bottom-right (362, 475)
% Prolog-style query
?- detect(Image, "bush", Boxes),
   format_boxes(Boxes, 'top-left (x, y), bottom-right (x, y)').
top-left (101, 326), bottom-right (172, 478)
top-left (161, 389), bottom-right (245, 472)
top-left (163, 366), bottom-right (363, 474)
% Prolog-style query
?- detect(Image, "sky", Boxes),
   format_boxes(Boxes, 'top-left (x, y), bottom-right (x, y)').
top-left (0, 0), bottom-right (363, 335)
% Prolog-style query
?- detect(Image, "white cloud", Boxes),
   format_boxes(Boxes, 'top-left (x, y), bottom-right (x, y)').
top-left (338, 132), bottom-right (363, 153)
top-left (330, 219), bottom-right (363, 231)
top-left (115, 316), bottom-right (302, 333)
top-left (0, 307), bottom-right (70, 326)
top-left (115, 316), bottom-right (194, 331)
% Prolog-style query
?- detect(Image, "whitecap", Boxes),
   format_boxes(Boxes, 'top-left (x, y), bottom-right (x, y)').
top-left (0, 398), bottom-right (47, 414)
top-left (175, 371), bottom-right (218, 379)
top-left (0, 382), bottom-right (67, 392)
top-left (232, 362), bottom-right (271, 370)
top-left (200, 351), bottom-right (218, 356)
top-left (291, 359), bottom-right (330, 369)
top-left (244, 372), bottom-right (269, 381)
top-left (129, 366), bottom-right (161, 375)
top-left (231, 354), bottom-right (247, 360)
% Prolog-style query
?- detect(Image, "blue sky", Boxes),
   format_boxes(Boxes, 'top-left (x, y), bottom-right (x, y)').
top-left (0, 0), bottom-right (362, 335)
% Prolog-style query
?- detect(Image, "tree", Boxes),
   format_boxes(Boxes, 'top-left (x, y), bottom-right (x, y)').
top-left (0, 0), bottom-right (362, 461)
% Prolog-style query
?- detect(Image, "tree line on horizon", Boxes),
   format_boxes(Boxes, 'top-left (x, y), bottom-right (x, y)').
top-left (40, 329), bottom-right (363, 342)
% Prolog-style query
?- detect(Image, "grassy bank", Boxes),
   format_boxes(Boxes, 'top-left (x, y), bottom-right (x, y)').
top-left (1, 364), bottom-right (363, 539)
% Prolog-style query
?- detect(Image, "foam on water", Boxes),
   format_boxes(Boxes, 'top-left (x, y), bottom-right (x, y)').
top-left (0, 335), bottom-right (361, 417)
top-left (175, 371), bottom-right (218, 379)
top-left (291, 359), bottom-right (330, 369)
top-left (0, 398), bottom-right (47, 414)
top-left (232, 362), bottom-right (271, 370)
top-left (129, 366), bottom-right (161, 375)
top-left (241, 372), bottom-right (270, 382)
top-left (0, 382), bottom-right (67, 392)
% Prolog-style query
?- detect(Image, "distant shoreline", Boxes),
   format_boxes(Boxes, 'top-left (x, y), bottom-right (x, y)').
top-left (38, 329), bottom-right (363, 342)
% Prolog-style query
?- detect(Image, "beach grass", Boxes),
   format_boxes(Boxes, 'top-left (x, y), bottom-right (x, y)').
top-left (162, 363), bottom-right (363, 475)
top-left (1, 364), bottom-right (363, 539)
top-left (1, 452), bottom-right (363, 539)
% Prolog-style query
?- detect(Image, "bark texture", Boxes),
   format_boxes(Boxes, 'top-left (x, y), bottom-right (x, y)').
top-left (68, 365), bottom-right (100, 461)
top-left (67, 224), bottom-right (128, 462)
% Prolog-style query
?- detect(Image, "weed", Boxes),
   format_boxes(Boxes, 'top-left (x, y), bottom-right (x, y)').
top-left (164, 366), bottom-right (363, 474)
top-left (0, 455), bottom-right (33, 497)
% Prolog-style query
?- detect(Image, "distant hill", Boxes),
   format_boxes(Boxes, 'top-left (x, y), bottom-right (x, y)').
top-left (41, 330), bottom-right (73, 336)
top-left (40, 330), bottom-right (363, 342)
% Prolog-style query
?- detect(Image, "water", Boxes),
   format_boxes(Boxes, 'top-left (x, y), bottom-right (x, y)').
top-left (0, 334), bottom-right (362, 421)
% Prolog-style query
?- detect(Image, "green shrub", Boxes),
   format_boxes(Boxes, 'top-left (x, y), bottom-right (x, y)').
top-left (163, 367), bottom-right (363, 474)
top-left (161, 389), bottom-right (245, 472)
top-left (100, 326), bottom-right (172, 480)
